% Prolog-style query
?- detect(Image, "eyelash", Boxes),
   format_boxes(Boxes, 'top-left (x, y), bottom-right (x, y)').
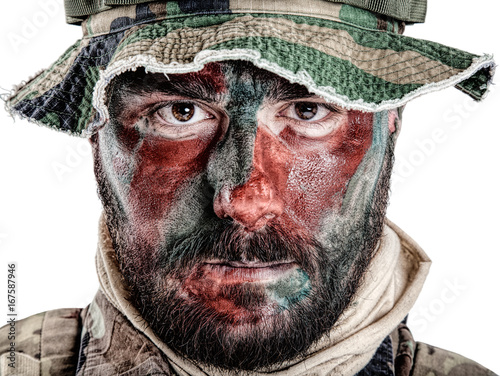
top-left (152, 101), bottom-right (215, 124)
top-left (277, 103), bottom-right (342, 134)
top-left (141, 99), bottom-right (342, 140)
top-left (149, 101), bottom-right (196, 120)
top-left (140, 101), bottom-right (219, 139)
top-left (281, 102), bottom-right (338, 119)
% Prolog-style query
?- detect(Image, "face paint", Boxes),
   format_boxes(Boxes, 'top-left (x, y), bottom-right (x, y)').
top-left (92, 61), bottom-right (397, 370)
top-left (265, 268), bottom-right (312, 309)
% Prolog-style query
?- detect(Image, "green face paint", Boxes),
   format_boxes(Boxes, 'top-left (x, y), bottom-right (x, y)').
top-left (207, 62), bottom-right (271, 193)
top-left (95, 60), bottom-right (398, 370)
top-left (266, 268), bottom-right (312, 309)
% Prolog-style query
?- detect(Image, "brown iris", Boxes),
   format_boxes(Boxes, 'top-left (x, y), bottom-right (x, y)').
top-left (172, 103), bottom-right (195, 122)
top-left (295, 102), bottom-right (318, 120)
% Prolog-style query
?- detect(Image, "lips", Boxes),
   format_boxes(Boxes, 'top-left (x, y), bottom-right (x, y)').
top-left (179, 260), bottom-right (311, 320)
top-left (200, 261), bottom-right (299, 284)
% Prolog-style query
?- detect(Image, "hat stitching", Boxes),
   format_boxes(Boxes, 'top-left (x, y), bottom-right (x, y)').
top-left (11, 33), bottom-right (122, 100)
top-left (115, 20), bottom-right (404, 65)
top-left (18, 13), bottom-right (461, 86)
top-left (10, 32), bottom-right (125, 134)
top-left (113, 14), bottom-right (473, 70)
top-left (14, 16), bottom-right (447, 106)
top-left (112, 17), bottom-right (463, 85)
top-left (371, 58), bottom-right (452, 81)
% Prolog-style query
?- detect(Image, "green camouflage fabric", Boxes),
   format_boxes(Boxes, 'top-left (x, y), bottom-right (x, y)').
top-left (5, 0), bottom-right (494, 136)
top-left (0, 291), bottom-right (497, 375)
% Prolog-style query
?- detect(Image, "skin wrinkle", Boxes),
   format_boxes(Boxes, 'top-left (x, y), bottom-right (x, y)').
top-left (91, 61), bottom-right (399, 371)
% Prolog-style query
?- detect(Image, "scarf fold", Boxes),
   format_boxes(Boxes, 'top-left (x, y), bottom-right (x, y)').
top-left (96, 214), bottom-right (431, 376)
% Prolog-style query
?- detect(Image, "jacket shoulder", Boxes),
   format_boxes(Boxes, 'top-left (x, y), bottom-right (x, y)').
top-left (0, 308), bottom-right (82, 376)
top-left (413, 342), bottom-right (498, 376)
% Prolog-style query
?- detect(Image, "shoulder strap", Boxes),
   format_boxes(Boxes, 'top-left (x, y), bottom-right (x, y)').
top-left (0, 308), bottom-right (82, 376)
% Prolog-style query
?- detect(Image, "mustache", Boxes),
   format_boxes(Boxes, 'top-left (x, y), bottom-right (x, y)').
top-left (158, 219), bottom-right (326, 275)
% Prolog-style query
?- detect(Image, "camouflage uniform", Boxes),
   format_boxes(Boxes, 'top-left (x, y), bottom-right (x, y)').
top-left (0, 289), bottom-right (497, 375)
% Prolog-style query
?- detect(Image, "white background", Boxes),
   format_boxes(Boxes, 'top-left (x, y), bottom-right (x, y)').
top-left (0, 0), bottom-right (499, 373)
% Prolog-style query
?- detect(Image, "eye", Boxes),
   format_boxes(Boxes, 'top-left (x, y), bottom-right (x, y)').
top-left (294, 102), bottom-right (319, 120)
top-left (156, 102), bottom-right (213, 125)
top-left (172, 103), bottom-right (195, 122)
top-left (143, 101), bottom-right (220, 140)
top-left (282, 102), bottom-right (332, 123)
top-left (275, 101), bottom-right (343, 138)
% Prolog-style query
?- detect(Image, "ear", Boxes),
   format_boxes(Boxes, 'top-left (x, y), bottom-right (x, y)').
top-left (88, 132), bottom-right (102, 164)
top-left (388, 106), bottom-right (405, 135)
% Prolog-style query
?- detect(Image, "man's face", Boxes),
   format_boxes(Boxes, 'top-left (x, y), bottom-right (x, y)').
top-left (91, 61), bottom-right (397, 370)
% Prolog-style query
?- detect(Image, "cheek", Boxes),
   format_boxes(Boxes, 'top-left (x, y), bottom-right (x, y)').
top-left (109, 126), bottom-right (221, 244)
top-left (128, 137), bottom-right (215, 220)
top-left (282, 112), bottom-right (373, 229)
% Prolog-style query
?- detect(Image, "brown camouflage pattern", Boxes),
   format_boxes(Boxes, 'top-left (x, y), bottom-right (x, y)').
top-left (412, 343), bottom-right (497, 376)
top-left (82, 1), bottom-right (401, 38)
top-left (0, 292), bottom-right (497, 375)
top-left (75, 291), bottom-right (174, 375)
top-left (0, 308), bottom-right (82, 375)
top-left (393, 320), bottom-right (415, 376)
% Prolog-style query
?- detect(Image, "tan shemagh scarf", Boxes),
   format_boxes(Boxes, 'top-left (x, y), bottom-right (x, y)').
top-left (96, 215), bottom-right (431, 376)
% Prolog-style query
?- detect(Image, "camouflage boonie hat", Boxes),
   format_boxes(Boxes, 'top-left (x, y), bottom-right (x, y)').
top-left (5, 0), bottom-right (495, 137)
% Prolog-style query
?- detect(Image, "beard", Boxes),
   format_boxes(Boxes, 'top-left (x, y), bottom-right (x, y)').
top-left (91, 131), bottom-right (395, 371)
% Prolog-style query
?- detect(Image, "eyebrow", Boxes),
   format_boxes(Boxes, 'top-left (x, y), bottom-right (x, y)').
top-left (267, 80), bottom-right (317, 102)
top-left (111, 66), bottom-right (319, 105)
top-left (112, 70), bottom-right (224, 103)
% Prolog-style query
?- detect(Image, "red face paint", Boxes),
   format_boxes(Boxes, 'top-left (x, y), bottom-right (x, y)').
top-left (264, 110), bottom-right (373, 231)
top-left (98, 62), bottom-right (376, 326)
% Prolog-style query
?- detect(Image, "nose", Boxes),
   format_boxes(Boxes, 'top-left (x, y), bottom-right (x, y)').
top-left (213, 161), bottom-right (284, 231)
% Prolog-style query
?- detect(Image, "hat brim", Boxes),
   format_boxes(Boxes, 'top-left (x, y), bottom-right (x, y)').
top-left (6, 11), bottom-right (495, 137)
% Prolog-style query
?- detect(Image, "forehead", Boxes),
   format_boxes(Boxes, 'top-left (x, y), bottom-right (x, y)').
top-left (109, 61), bottom-right (316, 103)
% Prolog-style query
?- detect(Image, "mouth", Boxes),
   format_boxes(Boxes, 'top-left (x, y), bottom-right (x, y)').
top-left (202, 260), bottom-right (299, 283)
top-left (180, 260), bottom-right (311, 319)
